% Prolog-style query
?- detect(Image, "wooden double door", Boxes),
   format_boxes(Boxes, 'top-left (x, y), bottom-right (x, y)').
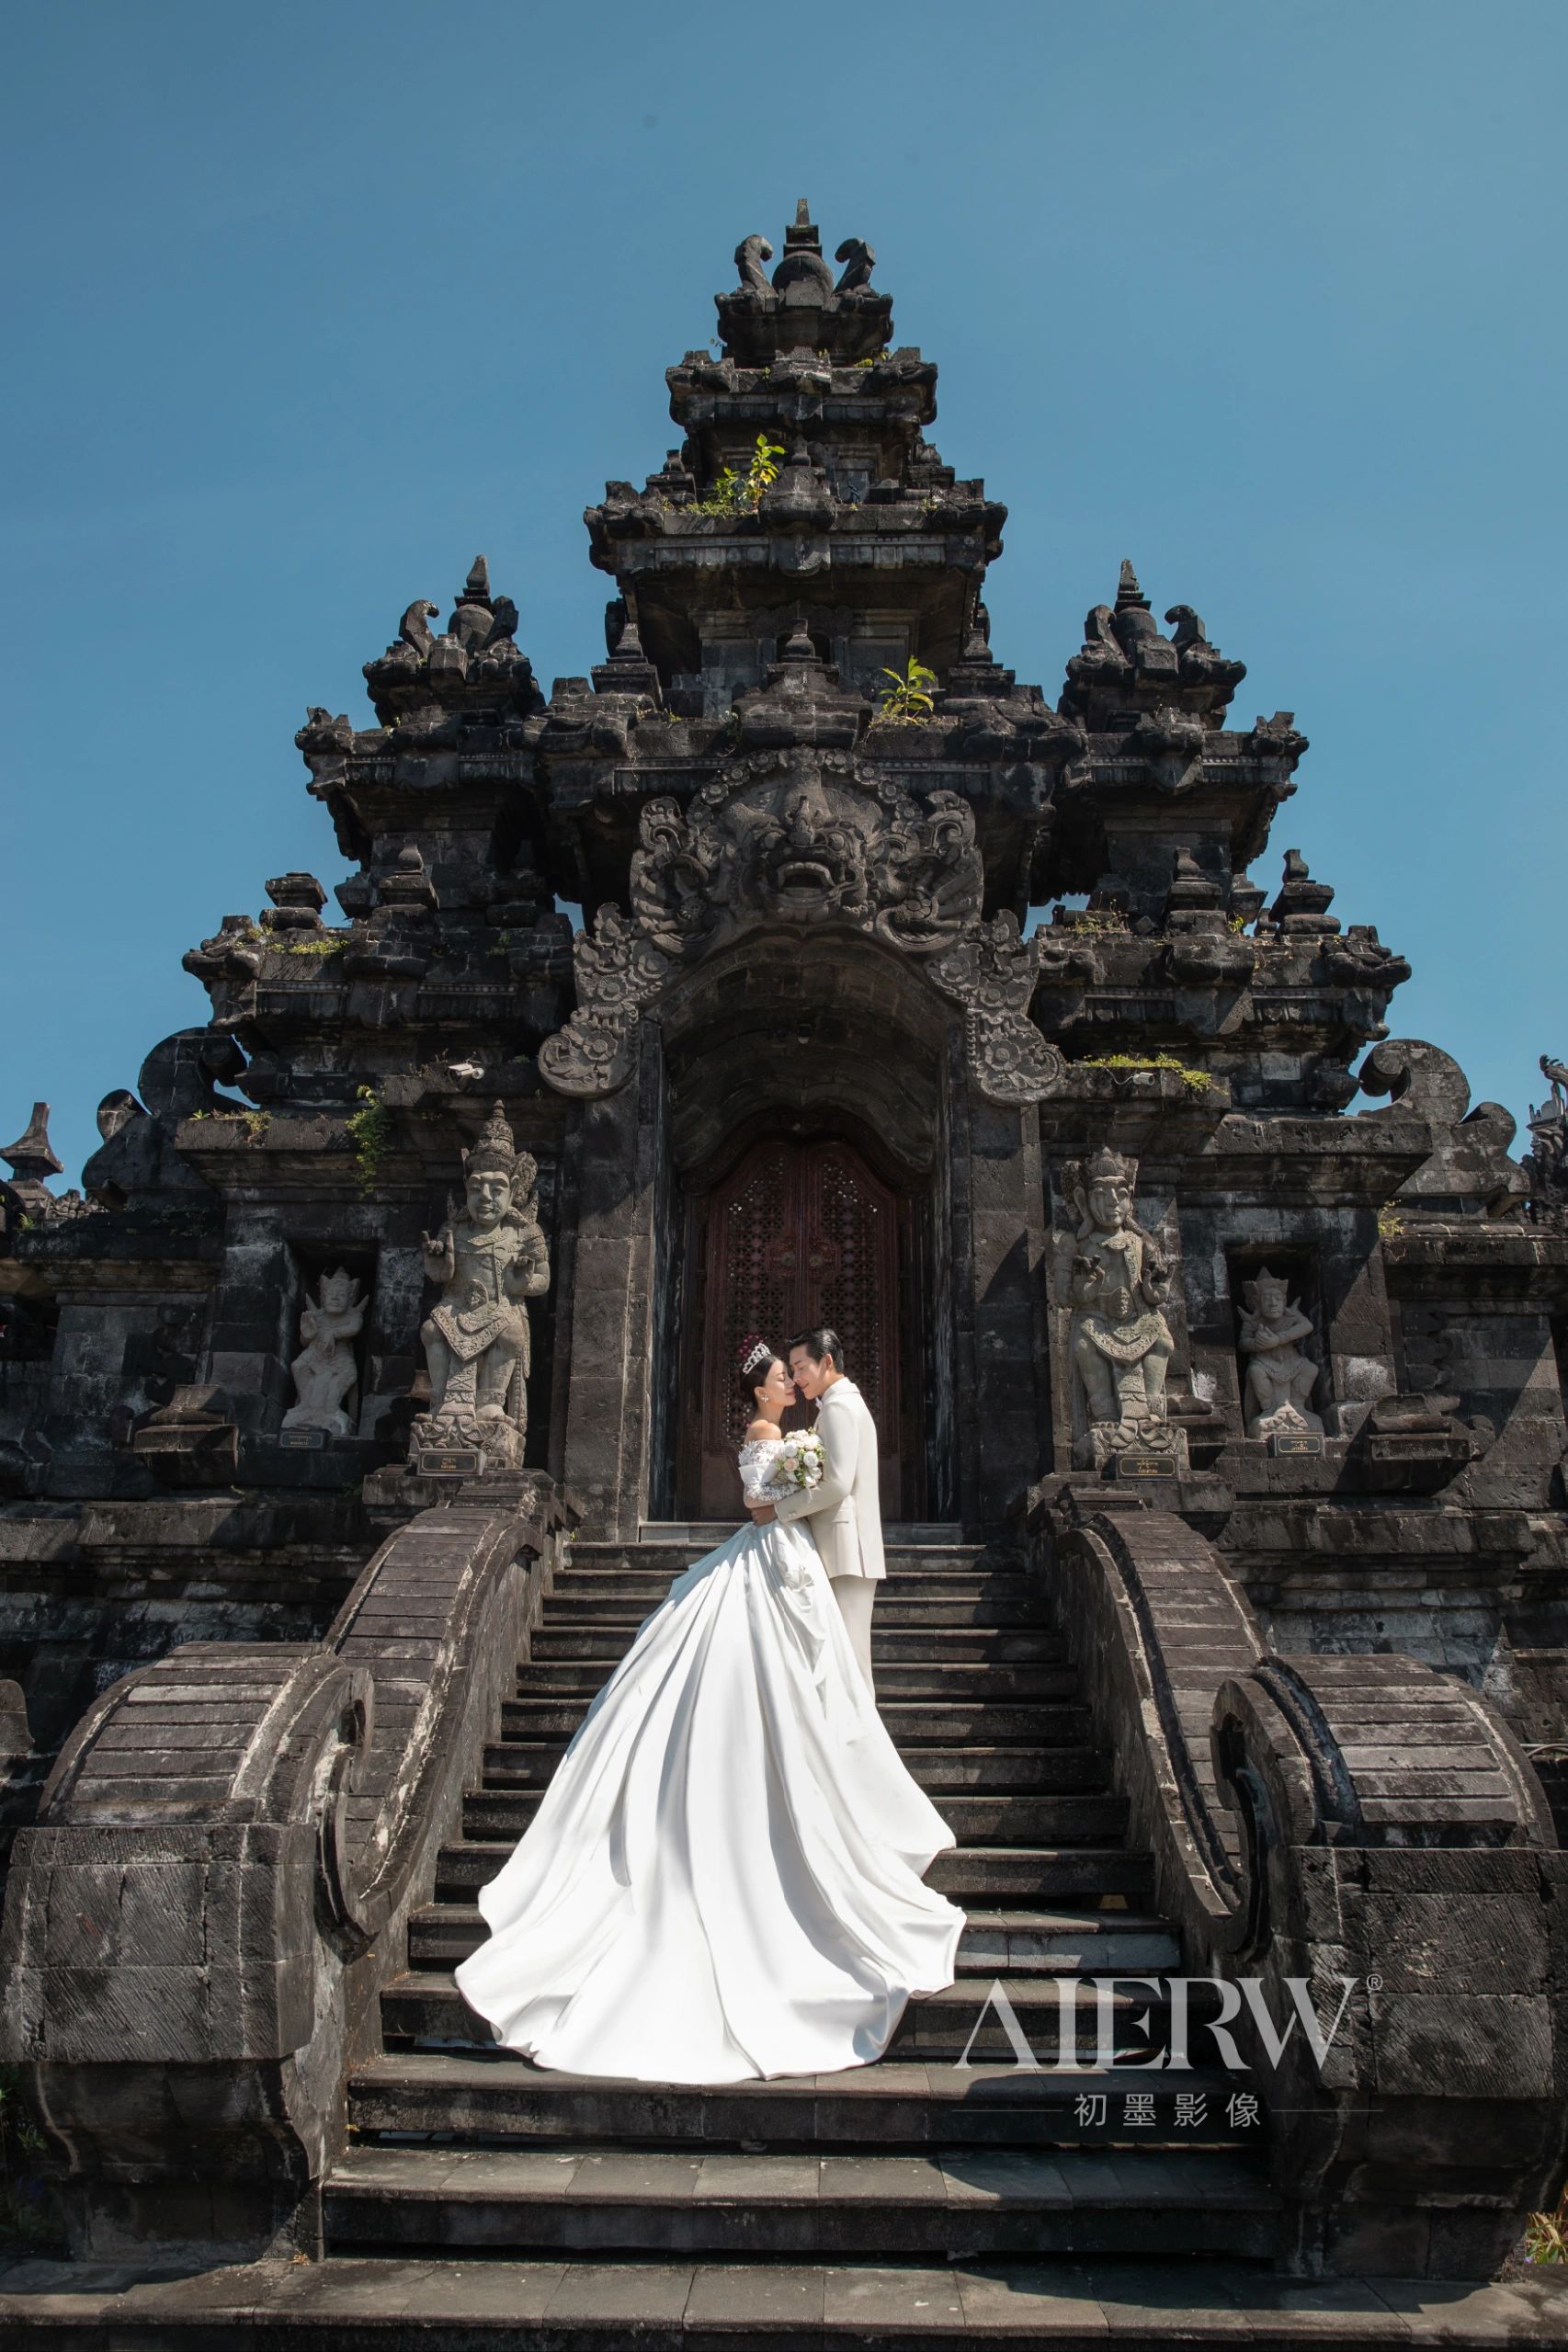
top-left (679, 1136), bottom-right (915, 1521)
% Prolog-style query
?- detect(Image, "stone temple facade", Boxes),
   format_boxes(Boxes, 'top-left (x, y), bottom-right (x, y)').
top-left (4, 207), bottom-right (1568, 2335)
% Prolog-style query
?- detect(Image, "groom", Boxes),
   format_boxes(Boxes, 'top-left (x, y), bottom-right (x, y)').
top-left (748, 1326), bottom-right (883, 1698)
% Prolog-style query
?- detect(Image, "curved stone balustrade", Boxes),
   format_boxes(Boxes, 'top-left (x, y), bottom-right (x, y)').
top-left (0, 1475), bottom-right (574, 2264)
top-left (1034, 1499), bottom-right (1568, 2278)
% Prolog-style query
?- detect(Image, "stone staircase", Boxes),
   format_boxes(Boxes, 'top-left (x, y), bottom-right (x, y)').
top-left (324, 1532), bottom-right (1279, 2269)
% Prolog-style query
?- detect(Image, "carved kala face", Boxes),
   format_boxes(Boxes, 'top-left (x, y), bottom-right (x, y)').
top-left (752, 774), bottom-right (868, 916)
top-left (1088, 1177), bottom-right (1131, 1233)
top-left (465, 1170), bottom-right (511, 1230)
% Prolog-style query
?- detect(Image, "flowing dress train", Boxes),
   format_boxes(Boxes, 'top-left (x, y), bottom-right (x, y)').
top-left (452, 1438), bottom-right (966, 2084)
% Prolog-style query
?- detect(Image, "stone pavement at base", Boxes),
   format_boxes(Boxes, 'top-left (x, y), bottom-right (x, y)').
top-left (2, 2254), bottom-right (1567, 2349)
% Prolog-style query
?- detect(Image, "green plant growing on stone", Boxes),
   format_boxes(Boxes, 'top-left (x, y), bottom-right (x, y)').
top-left (744, 434), bottom-right (786, 497)
top-left (853, 347), bottom-right (892, 368)
top-left (347, 1085), bottom-right (393, 1199)
top-left (284, 937), bottom-right (343, 958)
top-left (871, 658), bottom-right (937, 723)
top-left (1376, 1201), bottom-right (1406, 1240)
top-left (683, 435), bottom-right (786, 517)
top-left (1077, 1052), bottom-right (1214, 1095)
top-left (1227, 913), bottom-right (1249, 933)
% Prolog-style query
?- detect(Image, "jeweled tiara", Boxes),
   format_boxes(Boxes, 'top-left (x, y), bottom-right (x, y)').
top-left (739, 1337), bottom-right (772, 1377)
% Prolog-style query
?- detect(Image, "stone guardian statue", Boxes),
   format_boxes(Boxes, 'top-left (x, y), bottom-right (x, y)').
top-left (411, 1102), bottom-right (550, 1471)
top-left (1062, 1146), bottom-right (1183, 1473)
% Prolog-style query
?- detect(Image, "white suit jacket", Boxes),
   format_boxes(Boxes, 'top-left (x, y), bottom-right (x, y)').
top-left (773, 1378), bottom-right (885, 1580)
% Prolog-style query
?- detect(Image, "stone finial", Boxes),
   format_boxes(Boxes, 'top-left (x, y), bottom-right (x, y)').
top-left (734, 233), bottom-right (774, 292)
top-left (398, 600), bottom-right (438, 654)
top-left (465, 555), bottom-right (492, 605)
top-left (1165, 847), bottom-right (1224, 917)
top-left (1, 1105), bottom-right (63, 1185)
top-left (773, 199), bottom-right (835, 295)
top-left (376, 845), bottom-right (438, 913)
top-left (1116, 560), bottom-right (1151, 612)
top-left (1271, 847), bottom-right (1337, 931)
top-left (780, 613), bottom-right (819, 665)
top-left (96, 1089), bottom-right (141, 1144)
top-left (266, 872), bottom-right (328, 915)
top-left (835, 236), bottom-right (875, 293)
top-left (1165, 604), bottom-right (1209, 649)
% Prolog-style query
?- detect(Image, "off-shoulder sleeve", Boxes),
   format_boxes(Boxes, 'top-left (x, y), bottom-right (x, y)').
top-left (737, 1440), bottom-right (784, 1506)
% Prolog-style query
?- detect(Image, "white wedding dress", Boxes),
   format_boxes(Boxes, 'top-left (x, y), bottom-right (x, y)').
top-left (452, 1437), bottom-right (966, 2084)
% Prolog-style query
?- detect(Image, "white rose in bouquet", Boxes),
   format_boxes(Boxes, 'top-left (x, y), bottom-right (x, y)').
top-left (763, 1429), bottom-right (824, 1501)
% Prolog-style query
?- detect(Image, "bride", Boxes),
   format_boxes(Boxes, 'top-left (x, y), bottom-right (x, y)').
top-left (452, 1335), bottom-right (965, 2084)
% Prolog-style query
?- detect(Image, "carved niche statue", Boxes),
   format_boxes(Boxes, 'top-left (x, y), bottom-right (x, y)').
top-left (1062, 1147), bottom-right (1183, 1473)
top-left (282, 1268), bottom-right (366, 1438)
top-left (1237, 1268), bottom-right (1323, 1441)
top-left (410, 1103), bottom-right (550, 1472)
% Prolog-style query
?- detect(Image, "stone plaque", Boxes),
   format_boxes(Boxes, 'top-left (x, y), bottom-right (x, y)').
top-left (419, 1447), bottom-right (485, 1478)
top-left (278, 1426), bottom-right (327, 1451)
top-left (1112, 1452), bottom-right (1179, 1483)
top-left (1269, 1429), bottom-right (1324, 1459)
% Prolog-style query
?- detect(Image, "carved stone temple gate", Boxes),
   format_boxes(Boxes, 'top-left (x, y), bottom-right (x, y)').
top-left (5, 202), bottom-right (1568, 2318)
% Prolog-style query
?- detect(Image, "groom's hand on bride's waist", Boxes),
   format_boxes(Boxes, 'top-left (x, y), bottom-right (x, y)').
top-left (749, 1504), bottom-right (777, 1523)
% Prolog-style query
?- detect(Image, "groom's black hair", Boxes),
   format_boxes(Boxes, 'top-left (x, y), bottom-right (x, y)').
top-left (787, 1327), bottom-right (844, 1372)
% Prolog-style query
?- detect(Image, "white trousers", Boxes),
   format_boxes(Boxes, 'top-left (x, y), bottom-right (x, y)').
top-left (830, 1574), bottom-right (877, 1699)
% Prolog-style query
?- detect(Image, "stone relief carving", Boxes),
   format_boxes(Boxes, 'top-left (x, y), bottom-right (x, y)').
top-left (1236, 1267), bottom-right (1323, 1441)
top-left (630, 757), bottom-right (984, 954)
top-left (538, 906), bottom-right (676, 1100)
top-left (409, 1103), bottom-right (550, 1472)
top-left (282, 1269), bottom-right (366, 1438)
top-left (540, 760), bottom-right (1063, 1107)
top-left (1062, 1147), bottom-right (1184, 1473)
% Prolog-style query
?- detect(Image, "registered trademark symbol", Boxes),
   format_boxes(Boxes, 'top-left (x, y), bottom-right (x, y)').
top-left (1366, 1973), bottom-right (1383, 1993)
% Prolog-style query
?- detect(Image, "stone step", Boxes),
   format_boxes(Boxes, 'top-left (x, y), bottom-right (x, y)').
top-left (434, 1842), bottom-right (1153, 1904)
top-left (502, 1696), bottom-right (1094, 1744)
top-left (5, 2252), bottom-right (1541, 2345)
top-left (551, 1570), bottom-right (1028, 1605)
top-left (322, 2142), bottom-right (1278, 2262)
top-left (513, 1660), bottom-right (1080, 1700)
top-left (571, 1540), bottom-right (992, 1578)
top-left (378, 1971), bottom-right (1209, 2062)
top-left (346, 2049), bottom-right (1247, 2151)
top-left (460, 1789), bottom-right (1130, 1847)
top-left (479, 1740), bottom-right (1111, 1793)
top-left (527, 1624), bottom-right (1062, 1664)
top-left (406, 1903), bottom-right (1185, 1975)
top-left (636, 1522), bottom-right (970, 1550)
top-left (540, 1591), bottom-right (1049, 1629)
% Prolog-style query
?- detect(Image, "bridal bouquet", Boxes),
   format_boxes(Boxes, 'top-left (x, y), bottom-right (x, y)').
top-left (772, 1429), bottom-right (824, 1494)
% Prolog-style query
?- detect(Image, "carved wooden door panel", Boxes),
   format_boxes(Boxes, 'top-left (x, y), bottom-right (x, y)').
top-left (684, 1138), bottom-right (907, 1521)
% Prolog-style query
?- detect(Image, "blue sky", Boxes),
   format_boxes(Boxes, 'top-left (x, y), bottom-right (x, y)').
top-left (3, 0), bottom-right (1563, 1187)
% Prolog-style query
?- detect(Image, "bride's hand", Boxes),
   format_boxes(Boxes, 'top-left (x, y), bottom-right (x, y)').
top-left (749, 1504), bottom-right (777, 1524)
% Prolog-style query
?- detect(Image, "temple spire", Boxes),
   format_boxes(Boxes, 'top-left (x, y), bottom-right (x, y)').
top-left (1116, 559), bottom-right (1150, 612)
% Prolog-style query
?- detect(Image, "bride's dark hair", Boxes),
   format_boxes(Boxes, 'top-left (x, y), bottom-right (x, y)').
top-left (736, 1332), bottom-right (778, 1411)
